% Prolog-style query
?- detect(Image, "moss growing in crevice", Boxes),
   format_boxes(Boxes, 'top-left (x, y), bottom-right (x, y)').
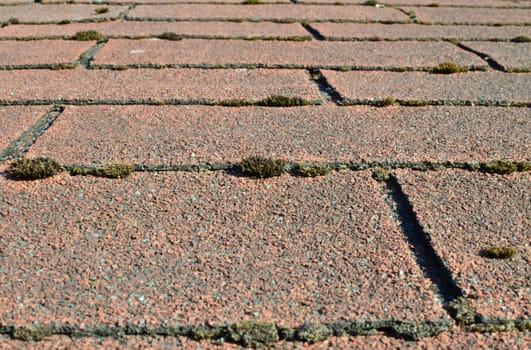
top-left (12, 325), bottom-right (55, 341)
top-left (70, 30), bottom-right (106, 41)
top-left (480, 160), bottom-right (518, 174)
top-left (371, 167), bottom-right (390, 182)
top-left (227, 321), bottom-right (278, 347)
top-left (158, 32), bottom-right (183, 41)
top-left (448, 297), bottom-right (477, 325)
top-left (70, 165), bottom-right (94, 176)
top-left (510, 35), bottom-right (531, 43)
top-left (376, 97), bottom-right (395, 107)
top-left (240, 156), bottom-right (286, 178)
top-left (431, 62), bottom-right (468, 74)
top-left (296, 322), bottom-right (332, 343)
top-left (296, 163), bottom-right (329, 177)
top-left (7, 18), bottom-right (20, 25)
top-left (362, 0), bottom-right (379, 5)
top-left (257, 95), bottom-right (312, 107)
top-left (190, 326), bottom-right (223, 341)
top-left (95, 7), bottom-right (110, 14)
top-left (94, 163), bottom-right (134, 179)
top-left (242, 0), bottom-right (261, 3)
top-left (8, 157), bottom-right (61, 180)
top-left (481, 246), bottom-right (515, 259)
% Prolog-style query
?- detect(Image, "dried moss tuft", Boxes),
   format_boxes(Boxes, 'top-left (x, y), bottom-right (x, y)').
top-left (431, 62), bottom-right (468, 74)
top-left (296, 323), bottom-right (332, 343)
top-left (297, 163), bottom-right (329, 177)
top-left (376, 97), bottom-right (395, 107)
top-left (70, 30), bottom-right (106, 41)
top-left (257, 95), bottom-right (312, 107)
top-left (95, 7), bottom-right (110, 14)
top-left (158, 32), bottom-right (183, 41)
top-left (371, 167), bottom-right (390, 182)
top-left (227, 321), bottom-right (278, 347)
top-left (190, 326), bottom-right (223, 341)
top-left (515, 161), bottom-right (531, 171)
top-left (510, 35), bottom-right (531, 43)
top-left (94, 163), bottom-right (134, 178)
top-left (8, 157), bottom-right (61, 180)
top-left (448, 297), bottom-right (476, 325)
top-left (482, 246), bottom-right (515, 259)
top-left (240, 156), bottom-right (286, 178)
top-left (12, 325), bottom-right (54, 341)
top-left (70, 165), bottom-right (93, 176)
top-left (480, 160), bottom-right (518, 174)
top-left (7, 18), bottom-right (20, 25)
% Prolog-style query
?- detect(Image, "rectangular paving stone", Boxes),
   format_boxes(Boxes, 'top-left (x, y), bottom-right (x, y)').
top-left (383, 0), bottom-right (513, 6)
top-left (312, 23), bottom-right (531, 41)
top-left (0, 106), bottom-right (48, 151)
top-left (403, 7), bottom-right (531, 25)
top-left (0, 68), bottom-right (321, 104)
top-left (0, 4), bottom-right (128, 23)
top-left (0, 21), bottom-right (310, 40)
top-left (0, 40), bottom-right (94, 68)
top-left (462, 42), bottom-right (531, 71)
top-left (93, 39), bottom-right (485, 69)
top-left (395, 169), bottom-right (530, 320)
top-left (0, 170), bottom-right (447, 327)
top-left (323, 70), bottom-right (531, 104)
top-left (25, 105), bottom-right (531, 165)
top-left (128, 4), bottom-right (408, 22)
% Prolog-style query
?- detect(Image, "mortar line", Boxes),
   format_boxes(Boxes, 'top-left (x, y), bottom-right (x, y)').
top-left (0, 105), bottom-right (64, 163)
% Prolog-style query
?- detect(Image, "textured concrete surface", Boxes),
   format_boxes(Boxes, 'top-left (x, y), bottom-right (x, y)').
top-left (323, 70), bottom-right (531, 103)
top-left (25, 105), bottom-right (531, 165)
top-left (0, 1), bottom-right (529, 348)
top-left (395, 169), bottom-right (530, 321)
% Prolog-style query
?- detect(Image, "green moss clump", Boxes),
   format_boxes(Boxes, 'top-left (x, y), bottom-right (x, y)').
top-left (70, 31), bottom-right (106, 41)
top-left (481, 160), bottom-right (518, 174)
top-left (8, 157), bottom-right (61, 180)
top-left (227, 321), bottom-right (278, 347)
top-left (94, 163), bottom-right (134, 178)
top-left (362, 0), bottom-right (379, 5)
top-left (371, 167), bottom-right (390, 182)
top-left (58, 19), bottom-right (72, 25)
top-left (482, 246), bottom-right (515, 259)
top-left (258, 95), bottom-right (312, 107)
top-left (448, 297), bottom-right (476, 325)
top-left (431, 62), bottom-right (468, 74)
top-left (190, 326), bottom-right (223, 341)
top-left (95, 7), bottom-right (110, 14)
top-left (70, 165), bottom-right (93, 176)
top-left (296, 323), bottom-right (332, 343)
top-left (12, 325), bottom-right (54, 341)
top-left (8, 18), bottom-right (20, 25)
top-left (376, 97), bottom-right (395, 107)
top-left (515, 161), bottom-right (531, 171)
top-left (242, 0), bottom-right (260, 3)
top-left (240, 156), bottom-right (286, 178)
top-left (297, 164), bottom-right (329, 177)
top-left (158, 32), bottom-right (183, 41)
top-left (510, 35), bottom-right (531, 43)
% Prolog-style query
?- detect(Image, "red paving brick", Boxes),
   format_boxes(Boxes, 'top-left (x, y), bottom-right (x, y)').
top-left (0, 40), bottom-right (94, 67)
top-left (25, 105), bottom-right (531, 165)
top-left (0, 4), bottom-right (127, 23)
top-left (395, 169), bottom-right (530, 321)
top-left (0, 68), bottom-right (322, 103)
top-left (128, 4), bottom-right (408, 22)
top-left (0, 106), bottom-right (47, 150)
top-left (383, 0), bottom-right (514, 6)
top-left (93, 39), bottom-right (485, 69)
top-left (0, 171), bottom-right (446, 326)
top-left (403, 7), bottom-right (531, 25)
top-left (462, 41), bottom-right (531, 71)
top-left (0, 21), bottom-right (310, 39)
top-left (312, 23), bottom-right (531, 40)
top-left (323, 70), bottom-right (531, 103)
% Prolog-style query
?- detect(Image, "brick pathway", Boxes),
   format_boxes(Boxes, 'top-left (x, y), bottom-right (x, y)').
top-left (0, 0), bottom-right (529, 348)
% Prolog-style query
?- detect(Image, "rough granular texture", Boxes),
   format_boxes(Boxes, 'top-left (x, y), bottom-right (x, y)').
top-left (403, 7), bottom-right (531, 25)
top-left (0, 40), bottom-right (94, 67)
top-left (395, 169), bottom-right (530, 320)
top-left (462, 41), bottom-right (531, 71)
top-left (25, 105), bottom-right (530, 166)
top-left (0, 4), bottom-right (127, 23)
top-left (0, 171), bottom-right (444, 326)
top-left (0, 106), bottom-right (47, 150)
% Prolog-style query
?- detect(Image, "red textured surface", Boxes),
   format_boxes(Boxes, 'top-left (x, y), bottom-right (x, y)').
top-left (93, 39), bottom-right (485, 68)
top-left (128, 4), bottom-right (408, 22)
top-left (462, 41), bottom-right (531, 71)
top-left (0, 68), bottom-right (322, 103)
top-left (323, 70), bottom-right (531, 102)
top-left (0, 40), bottom-right (94, 66)
top-left (0, 21), bottom-right (310, 39)
top-left (25, 105), bottom-right (531, 165)
top-left (395, 169), bottom-right (530, 320)
top-left (312, 23), bottom-right (531, 40)
top-left (0, 171), bottom-right (445, 326)
top-left (404, 7), bottom-right (531, 25)
top-left (0, 4), bottom-right (127, 23)
top-left (0, 106), bottom-right (48, 150)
